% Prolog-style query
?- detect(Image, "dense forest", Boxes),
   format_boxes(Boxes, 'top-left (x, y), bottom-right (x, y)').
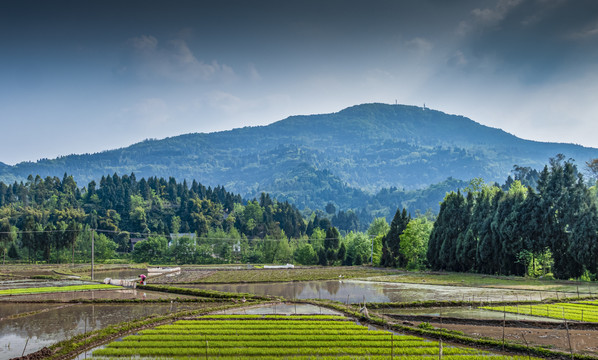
top-left (1, 156), bottom-right (596, 280)
top-left (0, 173), bottom-right (417, 267)
top-left (427, 156), bottom-right (598, 279)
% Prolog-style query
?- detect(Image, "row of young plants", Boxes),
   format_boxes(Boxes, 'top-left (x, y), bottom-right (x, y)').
top-left (199, 314), bottom-right (347, 320)
top-left (126, 334), bottom-right (398, 342)
top-left (106, 339), bottom-right (438, 348)
top-left (0, 284), bottom-right (119, 296)
top-left (481, 302), bottom-right (598, 322)
top-left (92, 315), bottom-right (529, 359)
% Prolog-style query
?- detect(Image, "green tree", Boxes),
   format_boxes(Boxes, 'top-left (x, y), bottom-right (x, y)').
top-left (381, 208), bottom-right (410, 267)
top-left (324, 227), bottom-right (341, 265)
top-left (0, 219), bottom-right (14, 264)
top-left (400, 217), bottom-right (433, 270)
top-left (294, 243), bottom-right (317, 265)
top-left (132, 236), bottom-right (168, 263)
top-left (169, 236), bottom-right (196, 264)
top-left (367, 217), bottom-right (389, 237)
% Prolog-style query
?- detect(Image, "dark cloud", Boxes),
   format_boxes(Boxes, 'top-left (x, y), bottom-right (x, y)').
top-left (1, 0), bottom-right (598, 164)
top-left (460, 0), bottom-right (598, 82)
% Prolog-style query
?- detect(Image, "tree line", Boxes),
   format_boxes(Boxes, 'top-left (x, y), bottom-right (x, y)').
top-left (0, 172), bottom-right (433, 267)
top-left (426, 156), bottom-right (598, 279)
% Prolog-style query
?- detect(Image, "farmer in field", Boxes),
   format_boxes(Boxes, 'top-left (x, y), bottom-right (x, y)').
top-left (139, 274), bottom-right (146, 285)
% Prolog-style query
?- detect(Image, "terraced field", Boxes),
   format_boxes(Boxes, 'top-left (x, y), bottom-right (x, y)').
top-left (482, 301), bottom-right (598, 322)
top-left (92, 314), bottom-right (537, 359)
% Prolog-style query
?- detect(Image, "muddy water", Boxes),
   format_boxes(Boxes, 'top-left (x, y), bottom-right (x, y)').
top-left (0, 303), bottom-right (63, 319)
top-left (0, 288), bottom-right (198, 302)
top-left (92, 269), bottom-right (147, 281)
top-left (223, 303), bottom-right (344, 315)
top-left (0, 302), bottom-right (206, 359)
top-left (184, 279), bottom-right (567, 303)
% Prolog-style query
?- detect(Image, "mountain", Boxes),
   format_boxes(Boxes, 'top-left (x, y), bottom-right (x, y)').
top-left (1, 103), bottom-right (597, 220)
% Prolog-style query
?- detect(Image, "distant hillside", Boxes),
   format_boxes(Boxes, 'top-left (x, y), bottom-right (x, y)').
top-left (1, 103), bottom-right (597, 221)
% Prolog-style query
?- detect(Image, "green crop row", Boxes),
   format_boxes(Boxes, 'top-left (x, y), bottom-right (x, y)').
top-left (93, 356), bottom-right (537, 360)
top-left (0, 284), bottom-right (120, 296)
top-left (106, 339), bottom-right (437, 349)
top-left (94, 345), bottom-right (480, 357)
top-left (93, 315), bottom-right (538, 360)
top-left (175, 319), bottom-right (350, 325)
top-left (139, 328), bottom-right (376, 335)
top-left (121, 333), bottom-right (405, 342)
top-left (157, 323), bottom-right (365, 330)
top-left (199, 314), bottom-right (347, 320)
top-left (482, 302), bottom-right (598, 322)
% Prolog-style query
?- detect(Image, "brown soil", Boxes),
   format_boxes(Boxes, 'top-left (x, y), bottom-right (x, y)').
top-left (151, 269), bottom-right (215, 283)
top-left (418, 320), bottom-right (598, 356)
top-left (9, 347), bottom-right (52, 360)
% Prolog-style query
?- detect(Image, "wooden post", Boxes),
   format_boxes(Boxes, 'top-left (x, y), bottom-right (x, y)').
top-left (521, 332), bottom-right (531, 360)
top-left (22, 338), bottom-right (29, 357)
top-left (563, 312), bottom-right (573, 359)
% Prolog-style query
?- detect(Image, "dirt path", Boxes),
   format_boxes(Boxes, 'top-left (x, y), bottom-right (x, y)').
top-left (421, 320), bottom-right (598, 356)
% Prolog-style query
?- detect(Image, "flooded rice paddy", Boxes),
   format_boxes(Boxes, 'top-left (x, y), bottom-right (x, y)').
top-left (0, 287), bottom-right (198, 302)
top-left (0, 302), bottom-right (210, 359)
top-left (183, 279), bottom-right (576, 303)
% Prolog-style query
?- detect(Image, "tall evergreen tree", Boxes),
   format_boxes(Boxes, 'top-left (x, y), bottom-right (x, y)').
top-left (381, 207), bottom-right (410, 267)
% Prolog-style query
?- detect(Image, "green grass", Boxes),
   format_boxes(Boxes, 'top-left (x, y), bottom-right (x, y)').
top-left (0, 284), bottom-right (120, 296)
top-left (92, 314), bottom-right (539, 359)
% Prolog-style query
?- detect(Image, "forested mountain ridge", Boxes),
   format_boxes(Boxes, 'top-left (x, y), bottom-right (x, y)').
top-left (1, 103), bottom-right (597, 217)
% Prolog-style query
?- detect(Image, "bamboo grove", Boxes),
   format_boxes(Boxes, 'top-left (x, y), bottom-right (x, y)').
top-left (427, 155), bottom-right (598, 279)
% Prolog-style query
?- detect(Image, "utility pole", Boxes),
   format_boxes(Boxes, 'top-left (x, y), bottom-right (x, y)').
top-left (91, 229), bottom-right (95, 281)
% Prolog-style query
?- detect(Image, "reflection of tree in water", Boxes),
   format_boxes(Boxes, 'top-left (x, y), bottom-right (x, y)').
top-left (2, 304), bottom-right (182, 340)
top-left (325, 280), bottom-right (341, 296)
top-left (240, 282), bottom-right (307, 299)
top-left (381, 284), bottom-right (405, 303)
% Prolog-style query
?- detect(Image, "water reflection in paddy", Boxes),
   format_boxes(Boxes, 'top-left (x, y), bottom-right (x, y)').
top-left (0, 288), bottom-right (198, 302)
top-left (0, 302), bottom-right (208, 359)
top-left (184, 279), bottom-right (572, 303)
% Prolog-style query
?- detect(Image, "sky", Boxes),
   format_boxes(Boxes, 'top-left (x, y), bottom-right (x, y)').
top-left (1, 0), bottom-right (598, 165)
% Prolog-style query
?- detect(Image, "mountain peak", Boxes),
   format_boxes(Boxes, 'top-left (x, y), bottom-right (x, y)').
top-left (1, 103), bottom-right (597, 199)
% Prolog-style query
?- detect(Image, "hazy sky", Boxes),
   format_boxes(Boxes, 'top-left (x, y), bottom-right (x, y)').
top-left (1, 0), bottom-right (598, 165)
